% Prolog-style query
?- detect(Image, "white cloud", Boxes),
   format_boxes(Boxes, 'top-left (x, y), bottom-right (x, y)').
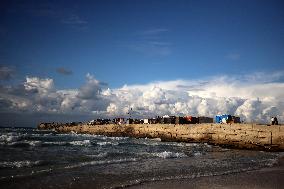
top-left (77, 73), bottom-right (101, 99)
top-left (24, 77), bottom-right (54, 94)
top-left (103, 73), bottom-right (284, 123)
top-left (0, 74), bottom-right (109, 115)
top-left (1, 72), bottom-right (284, 124)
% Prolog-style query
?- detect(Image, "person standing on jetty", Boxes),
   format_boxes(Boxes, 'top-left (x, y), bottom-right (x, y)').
top-left (271, 117), bottom-right (278, 125)
top-left (274, 117), bottom-right (278, 125)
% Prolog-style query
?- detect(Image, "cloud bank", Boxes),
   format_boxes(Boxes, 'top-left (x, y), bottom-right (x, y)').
top-left (0, 72), bottom-right (284, 126)
top-left (103, 73), bottom-right (284, 123)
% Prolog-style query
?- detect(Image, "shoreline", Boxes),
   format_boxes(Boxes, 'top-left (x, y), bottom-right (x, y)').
top-left (126, 155), bottom-right (284, 189)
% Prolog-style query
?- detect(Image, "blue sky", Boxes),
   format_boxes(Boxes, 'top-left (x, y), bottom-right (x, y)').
top-left (1, 0), bottom-right (284, 126)
top-left (1, 0), bottom-right (283, 88)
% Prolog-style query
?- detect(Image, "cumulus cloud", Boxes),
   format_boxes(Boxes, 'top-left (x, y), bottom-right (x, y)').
top-left (77, 73), bottom-right (102, 99)
top-left (0, 73), bottom-right (109, 116)
top-left (102, 73), bottom-right (284, 123)
top-left (0, 71), bottom-right (284, 125)
top-left (24, 77), bottom-right (54, 93)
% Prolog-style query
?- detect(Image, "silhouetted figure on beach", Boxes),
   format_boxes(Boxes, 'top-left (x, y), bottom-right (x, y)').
top-left (274, 117), bottom-right (278, 125)
top-left (271, 117), bottom-right (275, 125)
top-left (271, 117), bottom-right (278, 125)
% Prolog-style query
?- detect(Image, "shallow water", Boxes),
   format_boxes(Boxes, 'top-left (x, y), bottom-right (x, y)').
top-left (0, 127), bottom-right (281, 189)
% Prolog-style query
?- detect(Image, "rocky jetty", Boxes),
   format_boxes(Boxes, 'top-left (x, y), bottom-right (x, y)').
top-left (38, 123), bottom-right (284, 151)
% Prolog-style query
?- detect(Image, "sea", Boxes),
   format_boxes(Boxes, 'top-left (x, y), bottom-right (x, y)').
top-left (0, 127), bottom-right (282, 189)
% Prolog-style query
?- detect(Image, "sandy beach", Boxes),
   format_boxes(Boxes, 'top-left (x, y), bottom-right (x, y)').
top-left (126, 156), bottom-right (284, 189)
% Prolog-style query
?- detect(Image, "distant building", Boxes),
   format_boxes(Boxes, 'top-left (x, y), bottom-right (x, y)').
top-left (184, 116), bottom-right (198, 124)
top-left (198, 116), bottom-right (214, 123)
top-left (215, 115), bottom-right (241, 124)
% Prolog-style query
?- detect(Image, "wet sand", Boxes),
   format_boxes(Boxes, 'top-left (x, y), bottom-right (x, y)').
top-left (127, 157), bottom-right (284, 189)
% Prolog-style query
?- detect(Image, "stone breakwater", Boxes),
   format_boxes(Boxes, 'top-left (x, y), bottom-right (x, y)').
top-left (38, 123), bottom-right (284, 151)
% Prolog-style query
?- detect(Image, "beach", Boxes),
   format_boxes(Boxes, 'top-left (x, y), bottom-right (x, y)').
top-left (127, 157), bottom-right (284, 189)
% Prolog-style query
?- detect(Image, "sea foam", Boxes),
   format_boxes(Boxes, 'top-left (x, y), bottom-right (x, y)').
top-left (65, 158), bottom-right (138, 169)
top-left (152, 151), bottom-right (187, 159)
top-left (69, 140), bottom-right (91, 146)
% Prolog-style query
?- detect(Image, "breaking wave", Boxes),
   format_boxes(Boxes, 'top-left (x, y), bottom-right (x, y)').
top-left (42, 140), bottom-right (91, 146)
top-left (151, 151), bottom-right (187, 159)
top-left (65, 158), bottom-right (138, 169)
top-left (136, 139), bottom-right (200, 148)
top-left (0, 140), bottom-right (42, 147)
top-left (97, 141), bottom-right (119, 146)
top-left (0, 133), bottom-right (22, 143)
top-left (43, 141), bottom-right (68, 146)
top-left (69, 140), bottom-right (91, 146)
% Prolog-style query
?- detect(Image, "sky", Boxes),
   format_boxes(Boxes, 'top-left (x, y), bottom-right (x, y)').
top-left (0, 0), bottom-right (284, 127)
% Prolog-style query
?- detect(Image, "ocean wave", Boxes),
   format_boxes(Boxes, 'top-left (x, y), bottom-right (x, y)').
top-left (193, 152), bottom-right (202, 156)
top-left (149, 138), bottom-right (162, 141)
top-left (69, 140), bottom-right (91, 146)
top-left (43, 140), bottom-right (91, 146)
top-left (0, 133), bottom-right (21, 143)
top-left (43, 141), bottom-right (68, 146)
top-left (2, 140), bottom-right (42, 147)
top-left (29, 133), bottom-right (54, 137)
top-left (65, 158), bottom-right (138, 169)
top-left (97, 141), bottom-right (119, 146)
top-left (0, 160), bottom-right (42, 169)
top-left (25, 140), bottom-right (41, 146)
top-left (151, 151), bottom-right (187, 159)
top-left (136, 140), bottom-right (188, 147)
top-left (107, 136), bottom-right (129, 140)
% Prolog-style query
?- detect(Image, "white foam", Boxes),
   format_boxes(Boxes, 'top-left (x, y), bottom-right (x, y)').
top-left (152, 151), bottom-right (187, 159)
top-left (65, 158), bottom-right (137, 169)
top-left (97, 141), bottom-right (119, 146)
top-left (5, 140), bottom-right (42, 147)
top-left (150, 138), bottom-right (162, 141)
top-left (137, 140), bottom-right (186, 147)
top-left (107, 136), bottom-right (129, 140)
top-left (0, 133), bottom-right (20, 143)
top-left (26, 140), bottom-right (41, 146)
top-left (185, 143), bottom-right (199, 147)
top-left (69, 140), bottom-right (91, 146)
top-left (193, 152), bottom-right (202, 156)
top-left (43, 141), bottom-right (68, 145)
